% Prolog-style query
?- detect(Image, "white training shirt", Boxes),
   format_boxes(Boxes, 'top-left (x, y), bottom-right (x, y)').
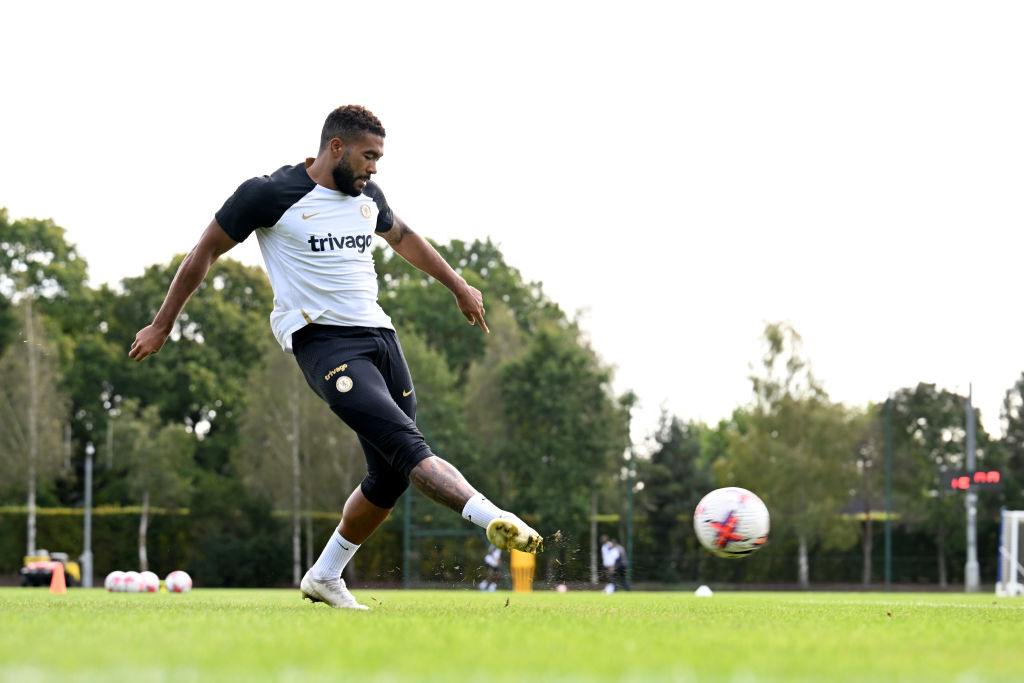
top-left (601, 542), bottom-right (621, 568)
top-left (215, 160), bottom-right (395, 351)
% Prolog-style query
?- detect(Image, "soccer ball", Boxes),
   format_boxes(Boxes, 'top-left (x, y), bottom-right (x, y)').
top-left (693, 487), bottom-right (770, 558)
top-left (165, 570), bottom-right (193, 593)
top-left (139, 571), bottom-right (161, 593)
top-left (104, 570), bottom-right (125, 592)
top-left (122, 571), bottom-right (141, 593)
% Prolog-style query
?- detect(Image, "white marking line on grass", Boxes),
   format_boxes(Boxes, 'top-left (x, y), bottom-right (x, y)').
top-left (788, 599), bottom-right (1024, 610)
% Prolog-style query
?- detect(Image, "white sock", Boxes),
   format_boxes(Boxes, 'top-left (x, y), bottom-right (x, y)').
top-left (310, 530), bottom-right (360, 580)
top-left (461, 493), bottom-right (504, 529)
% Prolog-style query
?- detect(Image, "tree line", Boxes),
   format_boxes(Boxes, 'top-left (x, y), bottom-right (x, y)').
top-left (2, 207), bottom-right (1023, 588)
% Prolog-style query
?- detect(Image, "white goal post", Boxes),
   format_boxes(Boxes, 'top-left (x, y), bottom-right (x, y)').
top-left (996, 510), bottom-right (1024, 597)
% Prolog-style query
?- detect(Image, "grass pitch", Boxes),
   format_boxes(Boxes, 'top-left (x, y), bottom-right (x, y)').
top-left (1, 587), bottom-right (1021, 682)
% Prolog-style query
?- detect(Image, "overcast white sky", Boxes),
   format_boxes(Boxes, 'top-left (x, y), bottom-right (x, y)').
top-left (2, 1), bottom-right (1022, 441)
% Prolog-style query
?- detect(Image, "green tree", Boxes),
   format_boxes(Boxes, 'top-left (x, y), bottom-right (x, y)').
top-left (0, 304), bottom-right (71, 553)
top-left (499, 326), bottom-right (628, 579)
top-left (112, 400), bottom-right (195, 571)
top-left (0, 292), bottom-right (13, 355)
top-left (849, 405), bottom-right (885, 585)
top-left (60, 331), bottom-right (124, 489)
top-left (636, 413), bottom-right (714, 582)
top-left (376, 238), bottom-right (564, 376)
top-left (0, 208), bottom-right (90, 358)
top-left (185, 470), bottom-right (290, 587)
top-left (887, 383), bottom-right (1001, 586)
top-left (1000, 373), bottom-right (1024, 510)
top-left (436, 239), bottom-right (564, 333)
top-left (0, 209), bottom-right (90, 548)
top-left (458, 300), bottom-right (529, 497)
top-left (715, 322), bottom-right (860, 588)
top-left (234, 333), bottom-right (364, 584)
top-left (100, 256), bottom-right (273, 471)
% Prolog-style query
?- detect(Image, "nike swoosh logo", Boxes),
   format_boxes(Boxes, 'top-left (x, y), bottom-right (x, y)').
top-left (302, 212), bottom-right (320, 220)
top-left (403, 389), bottom-right (413, 397)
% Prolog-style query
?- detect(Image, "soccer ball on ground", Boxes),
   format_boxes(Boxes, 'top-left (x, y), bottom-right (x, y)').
top-left (139, 571), bottom-right (161, 593)
top-left (165, 570), bottom-right (193, 593)
top-left (104, 570), bottom-right (125, 592)
top-left (693, 487), bottom-right (770, 558)
top-left (123, 571), bottom-right (141, 593)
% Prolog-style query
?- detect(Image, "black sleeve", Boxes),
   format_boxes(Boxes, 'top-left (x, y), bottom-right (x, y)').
top-left (215, 176), bottom-right (280, 242)
top-left (363, 181), bottom-right (395, 234)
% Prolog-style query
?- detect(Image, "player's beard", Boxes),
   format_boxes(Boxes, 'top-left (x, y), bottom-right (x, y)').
top-left (331, 153), bottom-right (365, 196)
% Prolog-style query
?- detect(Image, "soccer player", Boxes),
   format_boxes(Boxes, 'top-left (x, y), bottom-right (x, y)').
top-left (130, 105), bottom-right (543, 610)
top-left (600, 535), bottom-right (621, 594)
top-left (479, 544), bottom-right (502, 592)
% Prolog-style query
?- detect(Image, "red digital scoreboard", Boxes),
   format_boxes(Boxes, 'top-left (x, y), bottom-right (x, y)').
top-left (940, 470), bottom-right (1003, 492)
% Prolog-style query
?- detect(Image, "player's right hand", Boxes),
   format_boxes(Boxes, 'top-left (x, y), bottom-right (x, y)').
top-left (129, 324), bottom-right (169, 362)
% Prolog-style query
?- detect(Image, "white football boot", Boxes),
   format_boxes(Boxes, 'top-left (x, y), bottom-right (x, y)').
top-left (486, 514), bottom-right (543, 553)
top-left (300, 570), bottom-right (369, 610)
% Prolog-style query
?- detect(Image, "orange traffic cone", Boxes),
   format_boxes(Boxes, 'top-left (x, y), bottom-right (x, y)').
top-left (49, 563), bottom-right (67, 594)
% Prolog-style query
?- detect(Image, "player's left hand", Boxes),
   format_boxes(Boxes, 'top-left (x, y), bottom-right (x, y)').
top-left (454, 282), bottom-right (489, 334)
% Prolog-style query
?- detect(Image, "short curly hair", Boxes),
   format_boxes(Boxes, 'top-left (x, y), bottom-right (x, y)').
top-left (319, 105), bottom-right (386, 150)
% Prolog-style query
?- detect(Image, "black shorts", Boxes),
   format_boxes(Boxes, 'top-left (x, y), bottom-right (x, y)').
top-left (292, 324), bottom-right (433, 507)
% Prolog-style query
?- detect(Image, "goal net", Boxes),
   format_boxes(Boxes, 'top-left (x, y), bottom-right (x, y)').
top-left (996, 510), bottom-right (1024, 596)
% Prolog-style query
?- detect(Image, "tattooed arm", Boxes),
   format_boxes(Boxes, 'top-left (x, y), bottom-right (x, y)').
top-left (379, 215), bottom-right (489, 333)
